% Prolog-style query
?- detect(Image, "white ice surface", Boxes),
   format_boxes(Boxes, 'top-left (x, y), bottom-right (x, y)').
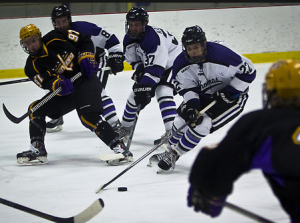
top-left (0, 63), bottom-right (289, 223)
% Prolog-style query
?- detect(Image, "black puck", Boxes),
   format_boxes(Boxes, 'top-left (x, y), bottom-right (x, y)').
top-left (118, 187), bottom-right (128, 192)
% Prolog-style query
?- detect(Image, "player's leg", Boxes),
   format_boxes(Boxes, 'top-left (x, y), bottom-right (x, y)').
top-left (153, 84), bottom-right (177, 145)
top-left (76, 75), bottom-right (133, 163)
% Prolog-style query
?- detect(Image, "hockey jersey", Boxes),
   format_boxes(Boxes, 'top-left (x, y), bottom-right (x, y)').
top-left (123, 25), bottom-right (182, 87)
top-left (172, 41), bottom-right (256, 103)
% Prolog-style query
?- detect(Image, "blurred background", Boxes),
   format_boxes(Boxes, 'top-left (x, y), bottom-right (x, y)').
top-left (0, 2), bottom-right (299, 19)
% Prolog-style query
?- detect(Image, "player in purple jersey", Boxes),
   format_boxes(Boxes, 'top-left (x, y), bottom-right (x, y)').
top-left (187, 59), bottom-right (300, 223)
top-left (117, 7), bottom-right (181, 146)
top-left (16, 24), bottom-right (132, 165)
top-left (46, 5), bottom-right (124, 134)
top-left (149, 25), bottom-right (256, 172)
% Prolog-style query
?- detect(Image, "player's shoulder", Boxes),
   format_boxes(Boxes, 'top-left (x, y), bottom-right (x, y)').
top-left (205, 41), bottom-right (242, 66)
top-left (42, 29), bottom-right (66, 43)
top-left (140, 25), bottom-right (160, 53)
top-left (173, 52), bottom-right (190, 73)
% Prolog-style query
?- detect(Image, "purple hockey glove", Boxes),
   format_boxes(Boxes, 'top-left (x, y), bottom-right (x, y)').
top-left (52, 75), bottom-right (74, 96)
top-left (187, 185), bottom-right (226, 218)
top-left (78, 52), bottom-right (98, 79)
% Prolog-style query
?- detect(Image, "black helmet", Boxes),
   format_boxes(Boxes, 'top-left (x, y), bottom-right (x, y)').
top-left (51, 5), bottom-right (72, 29)
top-left (181, 25), bottom-right (207, 63)
top-left (125, 7), bottom-right (149, 39)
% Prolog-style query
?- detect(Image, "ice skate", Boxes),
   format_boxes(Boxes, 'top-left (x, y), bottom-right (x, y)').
top-left (17, 142), bottom-right (48, 165)
top-left (114, 124), bottom-right (134, 142)
top-left (156, 145), bottom-right (180, 173)
top-left (106, 141), bottom-right (133, 166)
top-left (153, 130), bottom-right (171, 145)
top-left (147, 149), bottom-right (168, 167)
top-left (46, 116), bottom-right (64, 133)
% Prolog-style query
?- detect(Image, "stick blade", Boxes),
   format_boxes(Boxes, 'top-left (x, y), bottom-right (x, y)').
top-left (98, 153), bottom-right (124, 161)
top-left (3, 103), bottom-right (30, 124)
top-left (73, 198), bottom-right (104, 223)
top-left (95, 185), bottom-right (105, 194)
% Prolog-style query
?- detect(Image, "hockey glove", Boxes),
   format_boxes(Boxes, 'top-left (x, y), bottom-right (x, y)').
top-left (78, 52), bottom-right (98, 79)
top-left (52, 75), bottom-right (74, 96)
top-left (131, 65), bottom-right (145, 83)
top-left (181, 101), bottom-right (203, 128)
top-left (213, 86), bottom-right (240, 104)
top-left (187, 185), bottom-right (226, 218)
top-left (133, 83), bottom-right (152, 110)
top-left (107, 52), bottom-right (124, 75)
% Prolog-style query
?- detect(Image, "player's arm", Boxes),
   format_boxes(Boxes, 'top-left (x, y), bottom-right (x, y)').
top-left (25, 63), bottom-right (73, 96)
top-left (61, 29), bottom-right (98, 79)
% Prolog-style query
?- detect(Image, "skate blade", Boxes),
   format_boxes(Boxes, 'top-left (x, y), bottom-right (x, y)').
top-left (46, 125), bottom-right (63, 133)
top-left (17, 157), bottom-right (48, 166)
top-left (156, 166), bottom-right (174, 174)
top-left (106, 157), bottom-right (133, 166)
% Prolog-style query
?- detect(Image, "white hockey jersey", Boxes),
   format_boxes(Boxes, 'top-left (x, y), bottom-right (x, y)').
top-left (172, 41), bottom-right (256, 103)
top-left (123, 25), bottom-right (182, 86)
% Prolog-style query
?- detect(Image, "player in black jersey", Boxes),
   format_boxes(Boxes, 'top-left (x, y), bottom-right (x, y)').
top-left (16, 24), bottom-right (132, 165)
top-left (46, 4), bottom-right (124, 133)
top-left (187, 59), bottom-right (300, 223)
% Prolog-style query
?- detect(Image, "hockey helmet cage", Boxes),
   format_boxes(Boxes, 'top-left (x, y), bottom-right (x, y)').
top-left (125, 7), bottom-right (149, 39)
top-left (51, 5), bottom-right (72, 29)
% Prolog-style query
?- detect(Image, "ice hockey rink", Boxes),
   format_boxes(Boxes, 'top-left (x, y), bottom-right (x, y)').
top-left (0, 63), bottom-right (290, 223)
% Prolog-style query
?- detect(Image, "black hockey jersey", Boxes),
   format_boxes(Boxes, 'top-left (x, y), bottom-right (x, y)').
top-left (189, 108), bottom-right (300, 199)
top-left (24, 29), bottom-right (94, 91)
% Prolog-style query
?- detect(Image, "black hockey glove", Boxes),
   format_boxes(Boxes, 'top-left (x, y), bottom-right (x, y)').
top-left (187, 185), bottom-right (226, 218)
top-left (181, 101), bottom-right (203, 128)
top-left (107, 52), bottom-right (124, 75)
top-left (213, 87), bottom-right (239, 104)
top-left (131, 65), bottom-right (145, 83)
top-left (133, 83), bottom-right (152, 110)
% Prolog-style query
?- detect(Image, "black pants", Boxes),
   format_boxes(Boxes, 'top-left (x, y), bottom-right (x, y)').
top-left (28, 74), bottom-right (103, 142)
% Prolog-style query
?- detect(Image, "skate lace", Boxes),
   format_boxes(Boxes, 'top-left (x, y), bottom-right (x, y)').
top-left (161, 130), bottom-right (171, 139)
top-left (115, 126), bottom-right (132, 138)
top-left (112, 144), bottom-right (125, 154)
top-left (163, 150), bottom-right (178, 167)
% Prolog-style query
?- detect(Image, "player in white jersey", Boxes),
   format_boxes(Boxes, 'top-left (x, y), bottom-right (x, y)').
top-left (46, 5), bottom-right (124, 134)
top-left (149, 25), bottom-right (256, 172)
top-left (117, 7), bottom-right (181, 144)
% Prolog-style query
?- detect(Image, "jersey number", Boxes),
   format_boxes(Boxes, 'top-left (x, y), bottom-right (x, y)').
top-left (68, 30), bottom-right (80, 42)
top-left (101, 30), bottom-right (111, 38)
top-left (145, 55), bottom-right (155, 66)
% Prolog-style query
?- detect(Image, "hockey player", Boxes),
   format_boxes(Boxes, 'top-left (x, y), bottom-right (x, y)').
top-left (149, 25), bottom-right (256, 172)
top-left (16, 24), bottom-right (132, 165)
top-left (46, 4), bottom-right (124, 133)
top-left (187, 59), bottom-right (300, 222)
top-left (118, 7), bottom-right (181, 144)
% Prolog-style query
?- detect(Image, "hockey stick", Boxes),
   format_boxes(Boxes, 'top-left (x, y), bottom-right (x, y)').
top-left (225, 202), bottom-right (275, 223)
top-left (126, 104), bottom-right (141, 149)
top-left (95, 100), bottom-right (216, 193)
top-left (98, 105), bottom-right (141, 161)
top-left (2, 72), bottom-right (82, 124)
top-left (0, 78), bottom-right (30, 86)
top-left (0, 197), bottom-right (104, 223)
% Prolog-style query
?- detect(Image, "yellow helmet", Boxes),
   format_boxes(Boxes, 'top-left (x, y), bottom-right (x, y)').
top-left (265, 59), bottom-right (300, 99)
top-left (20, 24), bottom-right (41, 41)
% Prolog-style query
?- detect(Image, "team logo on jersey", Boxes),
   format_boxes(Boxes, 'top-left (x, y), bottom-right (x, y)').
top-left (198, 77), bottom-right (223, 91)
top-left (56, 53), bottom-right (74, 74)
